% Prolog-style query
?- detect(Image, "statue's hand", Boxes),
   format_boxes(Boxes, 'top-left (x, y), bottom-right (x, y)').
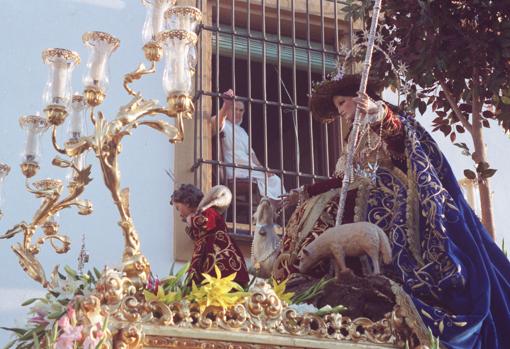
top-left (353, 92), bottom-right (385, 125)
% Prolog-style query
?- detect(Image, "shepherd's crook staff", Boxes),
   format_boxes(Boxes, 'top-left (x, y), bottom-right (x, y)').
top-left (335, 0), bottom-right (384, 226)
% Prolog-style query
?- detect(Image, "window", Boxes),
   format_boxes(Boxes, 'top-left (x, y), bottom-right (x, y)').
top-left (174, 0), bottom-right (355, 260)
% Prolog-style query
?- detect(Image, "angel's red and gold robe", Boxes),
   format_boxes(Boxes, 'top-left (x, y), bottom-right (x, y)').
top-left (186, 207), bottom-right (249, 287)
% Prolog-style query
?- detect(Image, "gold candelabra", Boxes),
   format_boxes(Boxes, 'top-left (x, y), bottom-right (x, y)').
top-left (0, 0), bottom-right (202, 290)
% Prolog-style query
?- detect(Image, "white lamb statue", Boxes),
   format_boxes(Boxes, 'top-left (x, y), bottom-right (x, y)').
top-left (297, 222), bottom-right (392, 278)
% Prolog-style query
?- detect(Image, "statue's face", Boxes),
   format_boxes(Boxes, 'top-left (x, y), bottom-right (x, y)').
top-left (174, 202), bottom-right (196, 222)
top-left (332, 95), bottom-right (356, 125)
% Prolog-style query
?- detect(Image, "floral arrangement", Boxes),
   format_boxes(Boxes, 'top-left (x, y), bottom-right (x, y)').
top-left (3, 263), bottom-right (344, 349)
top-left (2, 266), bottom-right (107, 349)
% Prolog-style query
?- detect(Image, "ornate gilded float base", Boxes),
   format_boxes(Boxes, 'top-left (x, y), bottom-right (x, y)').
top-left (143, 327), bottom-right (398, 349)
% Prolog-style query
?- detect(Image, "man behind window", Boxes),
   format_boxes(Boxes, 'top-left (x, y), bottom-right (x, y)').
top-left (211, 89), bottom-right (286, 205)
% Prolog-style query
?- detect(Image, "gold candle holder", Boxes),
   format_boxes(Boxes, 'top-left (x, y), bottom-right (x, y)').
top-left (20, 162), bottom-right (40, 179)
top-left (44, 105), bottom-right (68, 126)
top-left (167, 94), bottom-right (194, 119)
top-left (33, 178), bottom-right (63, 192)
top-left (143, 41), bottom-right (163, 62)
top-left (84, 87), bottom-right (106, 107)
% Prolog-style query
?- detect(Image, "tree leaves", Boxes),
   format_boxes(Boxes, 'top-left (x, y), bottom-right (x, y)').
top-left (463, 162), bottom-right (498, 180)
top-left (418, 100), bottom-right (427, 115)
top-left (481, 169), bottom-right (497, 179)
top-left (464, 169), bottom-right (477, 180)
top-left (369, 0), bottom-right (510, 134)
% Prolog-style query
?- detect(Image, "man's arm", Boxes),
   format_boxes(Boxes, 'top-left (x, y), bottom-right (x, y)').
top-left (211, 106), bottom-right (228, 136)
top-left (211, 89), bottom-right (234, 136)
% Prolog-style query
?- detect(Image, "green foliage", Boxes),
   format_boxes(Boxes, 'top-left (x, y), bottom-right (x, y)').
top-left (366, 1), bottom-right (510, 135)
top-left (144, 262), bottom-right (191, 304)
top-left (291, 277), bottom-right (333, 305)
top-left (338, 0), bottom-right (373, 22)
top-left (164, 262), bottom-right (191, 294)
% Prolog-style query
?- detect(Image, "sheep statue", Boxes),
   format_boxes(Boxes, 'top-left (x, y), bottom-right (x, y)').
top-left (297, 222), bottom-right (392, 278)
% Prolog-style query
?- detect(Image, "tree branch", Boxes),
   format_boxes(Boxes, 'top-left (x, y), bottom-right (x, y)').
top-left (439, 80), bottom-right (473, 134)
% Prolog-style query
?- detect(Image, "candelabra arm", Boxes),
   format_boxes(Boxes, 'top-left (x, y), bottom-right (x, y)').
top-left (136, 108), bottom-right (185, 143)
top-left (26, 184), bottom-right (63, 227)
top-left (123, 61), bottom-right (157, 97)
top-left (51, 126), bottom-right (67, 155)
top-left (37, 235), bottom-right (70, 254)
top-left (90, 108), bottom-right (97, 127)
top-left (0, 222), bottom-right (29, 241)
top-left (52, 165), bottom-right (93, 213)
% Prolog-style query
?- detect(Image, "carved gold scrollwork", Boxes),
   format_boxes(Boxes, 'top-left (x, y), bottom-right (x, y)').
top-left (114, 325), bottom-right (144, 349)
top-left (140, 281), bottom-right (420, 347)
top-left (123, 62), bottom-right (157, 97)
top-left (1, 164), bottom-right (93, 287)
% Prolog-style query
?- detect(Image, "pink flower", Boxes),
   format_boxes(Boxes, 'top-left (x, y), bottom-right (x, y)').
top-left (28, 314), bottom-right (49, 327)
top-left (55, 314), bottom-right (83, 349)
top-left (66, 304), bottom-right (77, 326)
top-left (83, 323), bottom-right (105, 349)
top-left (146, 272), bottom-right (160, 294)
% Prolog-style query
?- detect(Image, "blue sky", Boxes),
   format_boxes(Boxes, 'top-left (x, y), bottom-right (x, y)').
top-left (1, 0), bottom-right (509, 345)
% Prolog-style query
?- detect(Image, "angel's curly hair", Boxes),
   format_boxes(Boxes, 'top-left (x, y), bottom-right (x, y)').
top-left (170, 184), bottom-right (204, 208)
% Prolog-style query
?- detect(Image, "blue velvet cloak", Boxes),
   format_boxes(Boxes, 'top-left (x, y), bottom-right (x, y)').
top-left (366, 115), bottom-right (510, 348)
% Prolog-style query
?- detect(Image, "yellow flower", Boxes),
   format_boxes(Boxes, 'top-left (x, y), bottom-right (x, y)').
top-left (187, 265), bottom-right (249, 312)
top-left (144, 285), bottom-right (181, 304)
top-left (271, 277), bottom-right (295, 305)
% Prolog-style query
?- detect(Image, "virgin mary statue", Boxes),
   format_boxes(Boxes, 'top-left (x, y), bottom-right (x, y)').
top-left (274, 75), bottom-right (510, 349)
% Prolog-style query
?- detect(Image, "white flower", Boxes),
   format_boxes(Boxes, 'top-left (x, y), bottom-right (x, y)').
top-left (30, 298), bottom-right (64, 317)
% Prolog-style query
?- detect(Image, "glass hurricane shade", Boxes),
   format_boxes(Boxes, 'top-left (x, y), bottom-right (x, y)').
top-left (158, 30), bottom-right (198, 96)
top-left (164, 6), bottom-right (202, 33)
top-left (42, 49), bottom-right (80, 108)
top-left (82, 32), bottom-right (120, 92)
top-left (19, 114), bottom-right (49, 164)
top-left (142, 0), bottom-right (176, 44)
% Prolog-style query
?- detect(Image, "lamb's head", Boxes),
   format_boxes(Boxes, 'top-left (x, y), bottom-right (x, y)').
top-left (196, 185), bottom-right (232, 214)
top-left (297, 246), bottom-right (314, 273)
top-left (253, 197), bottom-right (274, 226)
